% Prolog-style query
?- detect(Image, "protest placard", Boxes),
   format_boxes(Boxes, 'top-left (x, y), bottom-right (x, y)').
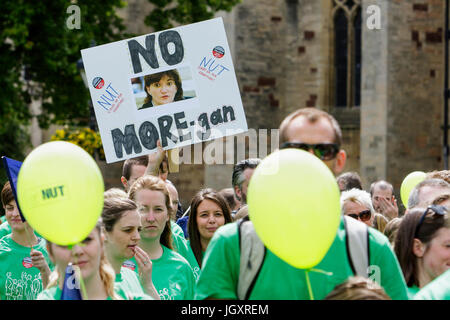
top-left (81, 17), bottom-right (247, 163)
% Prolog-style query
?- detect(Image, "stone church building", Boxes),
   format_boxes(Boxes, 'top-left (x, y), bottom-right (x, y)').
top-left (34, 0), bottom-right (448, 211)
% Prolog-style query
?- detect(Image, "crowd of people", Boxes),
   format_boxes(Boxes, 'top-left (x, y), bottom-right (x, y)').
top-left (0, 107), bottom-right (449, 300)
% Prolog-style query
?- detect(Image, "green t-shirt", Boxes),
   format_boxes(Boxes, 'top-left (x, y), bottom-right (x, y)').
top-left (171, 222), bottom-right (200, 280)
top-left (414, 269), bottom-right (450, 300)
top-left (36, 284), bottom-right (152, 300)
top-left (171, 220), bottom-right (185, 238)
top-left (122, 245), bottom-right (196, 300)
top-left (0, 215), bottom-right (6, 224)
top-left (0, 235), bottom-right (53, 300)
top-left (0, 223), bottom-right (42, 240)
top-left (186, 240), bottom-right (202, 277)
top-left (114, 267), bottom-right (145, 297)
top-left (0, 222), bottom-right (12, 240)
top-left (195, 217), bottom-right (409, 300)
top-left (407, 285), bottom-right (420, 299)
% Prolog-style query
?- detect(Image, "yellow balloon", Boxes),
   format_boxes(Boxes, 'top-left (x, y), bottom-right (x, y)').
top-left (247, 149), bottom-right (341, 269)
top-left (400, 171), bottom-right (426, 209)
top-left (17, 141), bottom-right (104, 246)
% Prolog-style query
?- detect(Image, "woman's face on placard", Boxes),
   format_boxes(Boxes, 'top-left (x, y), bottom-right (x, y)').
top-left (146, 74), bottom-right (178, 106)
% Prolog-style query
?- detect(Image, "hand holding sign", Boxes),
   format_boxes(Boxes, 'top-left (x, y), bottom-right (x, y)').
top-left (17, 141), bottom-right (104, 246)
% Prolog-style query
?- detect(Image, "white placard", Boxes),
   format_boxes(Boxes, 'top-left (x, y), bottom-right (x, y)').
top-left (81, 18), bottom-right (247, 163)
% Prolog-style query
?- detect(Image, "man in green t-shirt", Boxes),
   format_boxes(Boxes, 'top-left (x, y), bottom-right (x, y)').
top-left (195, 107), bottom-right (408, 300)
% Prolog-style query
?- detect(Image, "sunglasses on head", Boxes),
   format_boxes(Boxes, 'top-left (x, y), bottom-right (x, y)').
top-left (414, 205), bottom-right (448, 238)
top-left (280, 142), bottom-right (340, 161)
top-left (347, 210), bottom-right (371, 222)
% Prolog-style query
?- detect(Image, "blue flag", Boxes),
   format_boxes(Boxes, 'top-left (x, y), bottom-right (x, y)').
top-left (1, 156), bottom-right (26, 222)
top-left (60, 263), bottom-right (83, 300)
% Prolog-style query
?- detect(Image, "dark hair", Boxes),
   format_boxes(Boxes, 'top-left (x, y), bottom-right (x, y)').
top-left (369, 180), bottom-right (394, 197)
top-left (219, 188), bottom-right (238, 211)
top-left (394, 207), bottom-right (449, 287)
top-left (188, 188), bottom-right (232, 267)
top-left (143, 70), bottom-right (183, 105)
top-left (122, 156), bottom-right (148, 180)
top-left (101, 197), bottom-right (138, 232)
top-left (337, 172), bottom-right (363, 191)
top-left (1, 181), bottom-right (14, 207)
top-left (279, 107), bottom-right (342, 146)
top-left (231, 158), bottom-right (261, 199)
top-left (128, 175), bottom-right (173, 250)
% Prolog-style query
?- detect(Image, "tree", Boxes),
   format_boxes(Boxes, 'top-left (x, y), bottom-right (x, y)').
top-left (0, 1), bottom-right (128, 165)
top-left (0, 0), bottom-right (241, 183)
top-left (145, 0), bottom-right (241, 31)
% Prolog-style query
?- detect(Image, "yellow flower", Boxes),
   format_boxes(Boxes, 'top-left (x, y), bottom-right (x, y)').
top-left (50, 126), bottom-right (104, 160)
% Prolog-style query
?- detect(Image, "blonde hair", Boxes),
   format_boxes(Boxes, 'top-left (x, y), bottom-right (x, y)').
top-left (46, 221), bottom-right (121, 300)
top-left (104, 188), bottom-right (127, 200)
top-left (340, 188), bottom-right (375, 215)
top-left (325, 276), bottom-right (391, 300)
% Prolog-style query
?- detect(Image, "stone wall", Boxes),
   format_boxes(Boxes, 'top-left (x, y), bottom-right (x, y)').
top-left (386, 0), bottom-right (444, 196)
top-left (361, 0), bottom-right (445, 207)
top-left (26, 0), bottom-right (447, 210)
top-left (360, 0), bottom-right (390, 188)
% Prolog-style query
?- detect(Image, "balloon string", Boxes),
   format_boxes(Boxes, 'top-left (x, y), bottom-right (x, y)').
top-left (24, 224), bottom-right (36, 250)
top-left (71, 245), bottom-right (88, 300)
top-left (305, 270), bottom-right (314, 300)
top-left (309, 268), bottom-right (333, 276)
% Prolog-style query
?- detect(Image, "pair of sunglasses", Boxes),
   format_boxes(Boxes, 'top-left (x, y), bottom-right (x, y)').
top-left (347, 210), bottom-right (371, 222)
top-left (280, 142), bottom-right (340, 161)
top-left (414, 205), bottom-right (448, 238)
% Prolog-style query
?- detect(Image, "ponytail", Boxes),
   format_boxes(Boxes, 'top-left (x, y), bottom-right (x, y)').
top-left (99, 250), bottom-right (121, 300)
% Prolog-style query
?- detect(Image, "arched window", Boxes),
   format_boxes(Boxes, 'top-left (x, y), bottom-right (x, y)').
top-left (331, 0), bottom-right (361, 108)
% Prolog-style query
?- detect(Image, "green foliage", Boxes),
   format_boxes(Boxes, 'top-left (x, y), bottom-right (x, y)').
top-left (0, 0), bottom-right (128, 178)
top-left (50, 127), bottom-right (105, 161)
top-left (0, 117), bottom-right (31, 187)
top-left (0, 0), bottom-right (241, 181)
top-left (145, 0), bottom-right (241, 31)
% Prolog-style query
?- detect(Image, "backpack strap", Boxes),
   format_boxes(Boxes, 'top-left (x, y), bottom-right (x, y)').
top-left (343, 215), bottom-right (370, 277)
top-left (237, 217), bottom-right (266, 300)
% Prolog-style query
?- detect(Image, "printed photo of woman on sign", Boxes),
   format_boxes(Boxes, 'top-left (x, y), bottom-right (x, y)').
top-left (132, 66), bottom-right (196, 110)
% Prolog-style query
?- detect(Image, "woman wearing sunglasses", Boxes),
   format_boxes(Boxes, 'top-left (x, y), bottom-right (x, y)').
top-left (340, 188), bottom-right (388, 232)
top-left (394, 205), bottom-right (450, 299)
